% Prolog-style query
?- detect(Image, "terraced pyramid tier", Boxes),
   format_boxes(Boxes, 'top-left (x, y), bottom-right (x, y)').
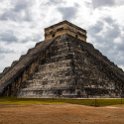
top-left (0, 35), bottom-right (124, 98)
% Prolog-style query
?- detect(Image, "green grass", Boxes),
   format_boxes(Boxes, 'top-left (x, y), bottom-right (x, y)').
top-left (0, 97), bottom-right (124, 107)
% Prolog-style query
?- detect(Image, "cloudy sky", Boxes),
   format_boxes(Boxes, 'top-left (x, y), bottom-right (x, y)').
top-left (0, 0), bottom-right (124, 73)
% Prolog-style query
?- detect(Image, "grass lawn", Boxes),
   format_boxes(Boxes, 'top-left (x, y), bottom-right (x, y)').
top-left (0, 97), bottom-right (124, 107)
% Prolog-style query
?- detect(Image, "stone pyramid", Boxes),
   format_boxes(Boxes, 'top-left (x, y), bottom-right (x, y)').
top-left (0, 21), bottom-right (124, 98)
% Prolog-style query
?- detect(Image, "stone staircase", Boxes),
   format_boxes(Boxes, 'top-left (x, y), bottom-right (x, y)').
top-left (18, 36), bottom-right (78, 98)
top-left (18, 60), bottom-right (75, 98)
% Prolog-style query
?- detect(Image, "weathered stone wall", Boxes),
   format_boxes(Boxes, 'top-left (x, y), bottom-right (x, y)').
top-left (18, 35), bottom-right (124, 98)
top-left (0, 40), bottom-right (54, 96)
top-left (68, 37), bottom-right (124, 97)
top-left (0, 34), bottom-right (124, 98)
top-left (45, 21), bottom-right (87, 41)
top-left (18, 36), bottom-right (76, 97)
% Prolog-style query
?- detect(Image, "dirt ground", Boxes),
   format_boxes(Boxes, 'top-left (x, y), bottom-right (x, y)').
top-left (0, 104), bottom-right (124, 124)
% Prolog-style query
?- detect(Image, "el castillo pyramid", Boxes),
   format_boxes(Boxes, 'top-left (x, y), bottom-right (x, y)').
top-left (0, 20), bottom-right (124, 98)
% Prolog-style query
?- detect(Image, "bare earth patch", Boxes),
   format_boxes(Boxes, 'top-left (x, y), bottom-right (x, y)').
top-left (0, 104), bottom-right (124, 124)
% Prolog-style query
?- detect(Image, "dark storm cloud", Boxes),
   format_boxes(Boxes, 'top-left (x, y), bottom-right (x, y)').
top-left (117, 41), bottom-right (124, 52)
top-left (104, 18), bottom-right (120, 40)
top-left (0, 47), bottom-right (14, 65)
top-left (21, 34), bottom-right (41, 43)
top-left (0, 10), bottom-right (20, 21)
top-left (13, 0), bottom-right (30, 12)
top-left (90, 21), bottom-right (103, 34)
top-left (0, 30), bottom-right (36, 44)
top-left (0, 54), bottom-right (4, 58)
top-left (0, 30), bottom-right (18, 43)
top-left (57, 6), bottom-right (78, 20)
top-left (0, 48), bottom-right (14, 54)
top-left (0, 0), bottom-right (33, 21)
top-left (92, 0), bottom-right (115, 8)
top-left (90, 17), bottom-right (121, 44)
top-left (45, 0), bottom-right (65, 5)
top-left (89, 17), bottom-right (124, 68)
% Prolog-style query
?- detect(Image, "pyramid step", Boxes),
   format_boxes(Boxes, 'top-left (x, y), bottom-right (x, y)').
top-left (50, 52), bottom-right (73, 59)
top-left (33, 69), bottom-right (73, 79)
top-left (22, 81), bottom-right (76, 89)
top-left (50, 43), bottom-right (69, 50)
top-left (45, 53), bottom-right (73, 63)
top-left (33, 76), bottom-right (75, 83)
top-left (21, 84), bottom-right (75, 92)
top-left (24, 76), bottom-right (75, 87)
top-left (36, 67), bottom-right (71, 75)
top-left (50, 47), bottom-right (69, 55)
top-left (18, 87), bottom-right (78, 98)
top-left (39, 59), bottom-right (71, 69)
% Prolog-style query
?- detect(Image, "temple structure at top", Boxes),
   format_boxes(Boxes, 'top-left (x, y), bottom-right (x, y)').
top-left (45, 20), bottom-right (87, 42)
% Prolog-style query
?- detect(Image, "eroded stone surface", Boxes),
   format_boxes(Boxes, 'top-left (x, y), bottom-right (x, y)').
top-left (0, 34), bottom-right (124, 98)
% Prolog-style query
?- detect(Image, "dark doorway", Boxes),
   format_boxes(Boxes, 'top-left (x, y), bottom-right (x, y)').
top-left (77, 90), bottom-right (81, 97)
top-left (52, 34), bottom-right (55, 37)
top-left (76, 34), bottom-right (78, 38)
